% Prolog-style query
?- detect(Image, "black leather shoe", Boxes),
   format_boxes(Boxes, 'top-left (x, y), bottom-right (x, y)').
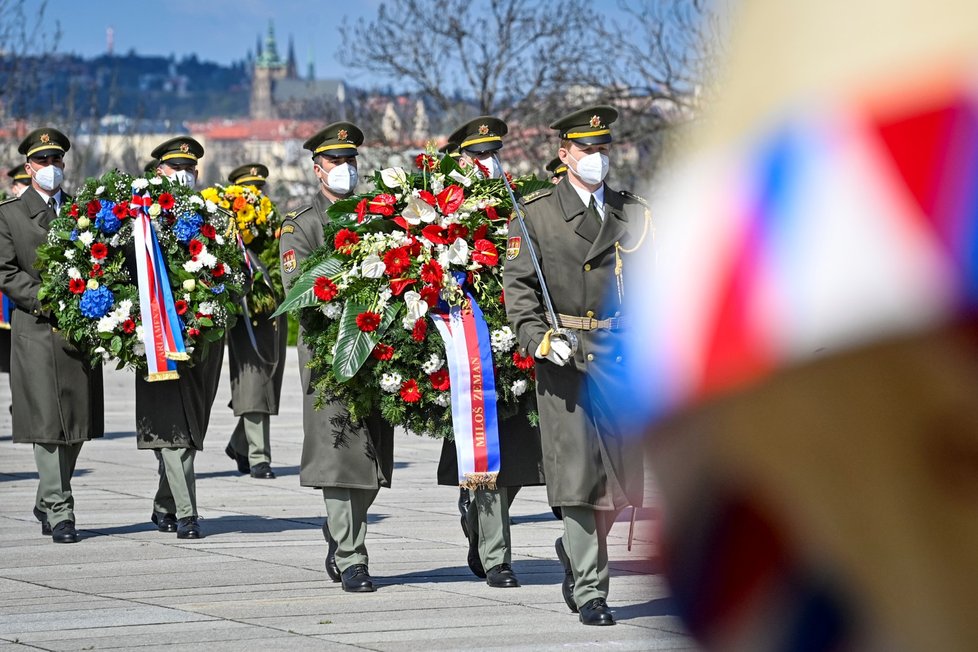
top-left (579, 598), bottom-right (615, 626)
top-left (33, 507), bottom-right (51, 536)
top-left (322, 520), bottom-right (340, 582)
top-left (555, 537), bottom-right (578, 613)
top-left (340, 564), bottom-right (375, 592)
top-left (151, 511), bottom-right (177, 533)
top-left (486, 563), bottom-right (520, 588)
top-left (176, 516), bottom-right (201, 539)
top-left (467, 517), bottom-right (486, 579)
top-left (51, 520), bottom-right (78, 544)
top-left (249, 462), bottom-right (276, 479)
top-left (225, 445), bottom-right (250, 475)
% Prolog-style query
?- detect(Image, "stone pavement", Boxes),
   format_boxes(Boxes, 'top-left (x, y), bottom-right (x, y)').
top-left (0, 348), bottom-right (698, 651)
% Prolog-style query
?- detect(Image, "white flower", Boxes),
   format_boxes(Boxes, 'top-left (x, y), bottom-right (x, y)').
top-left (402, 315), bottom-right (417, 330)
top-left (198, 250), bottom-right (217, 268)
top-left (131, 178), bottom-right (149, 190)
top-left (495, 225), bottom-right (508, 236)
top-left (78, 231), bottom-right (94, 246)
top-left (94, 345), bottom-right (111, 362)
top-left (58, 300), bottom-right (65, 312)
top-left (380, 372), bottom-right (403, 393)
top-left (491, 326), bottom-right (516, 353)
top-left (149, 176), bottom-right (163, 186)
top-left (377, 287), bottom-right (393, 312)
top-left (380, 166), bottom-right (409, 189)
top-left (133, 341), bottom-right (145, 358)
top-left (360, 253), bottom-right (386, 278)
top-left (86, 279), bottom-right (99, 290)
top-left (110, 234), bottom-right (120, 247)
top-left (135, 324), bottom-right (145, 340)
top-left (148, 203), bottom-right (161, 217)
top-left (183, 258), bottom-right (204, 273)
top-left (421, 354), bottom-right (443, 374)
top-left (96, 315), bottom-right (117, 333)
top-left (76, 217), bottom-right (91, 229)
top-left (199, 301), bottom-right (216, 315)
top-left (511, 379), bottom-right (528, 396)
top-left (434, 393), bottom-right (452, 407)
top-left (402, 194), bottom-right (437, 225)
top-left (64, 249), bottom-right (76, 260)
top-left (215, 234), bottom-right (224, 245)
top-left (446, 238), bottom-right (469, 266)
top-left (67, 267), bottom-right (81, 280)
top-left (95, 185), bottom-right (105, 196)
top-left (204, 200), bottom-right (217, 214)
top-left (403, 290), bottom-right (428, 322)
top-left (320, 302), bottom-right (343, 319)
top-left (189, 195), bottom-right (204, 206)
top-left (430, 175), bottom-right (444, 194)
top-left (119, 299), bottom-right (133, 314)
top-left (448, 169), bottom-right (472, 187)
top-left (182, 279), bottom-right (196, 291)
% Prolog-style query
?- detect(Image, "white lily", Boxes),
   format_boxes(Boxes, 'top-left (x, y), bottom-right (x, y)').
top-left (380, 166), bottom-right (409, 189)
top-left (403, 290), bottom-right (429, 321)
top-left (401, 194), bottom-right (437, 225)
top-left (360, 253), bottom-right (386, 279)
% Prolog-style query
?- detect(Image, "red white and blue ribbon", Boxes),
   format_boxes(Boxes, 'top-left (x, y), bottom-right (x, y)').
top-left (431, 294), bottom-right (501, 489)
top-left (236, 232), bottom-right (253, 281)
top-left (0, 292), bottom-right (12, 329)
top-left (131, 189), bottom-right (189, 381)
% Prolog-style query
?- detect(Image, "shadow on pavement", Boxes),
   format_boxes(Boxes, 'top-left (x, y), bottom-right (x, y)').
top-left (196, 464), bottom-right (301, 479)
top-left (612, 597), bottom-right (680, 620)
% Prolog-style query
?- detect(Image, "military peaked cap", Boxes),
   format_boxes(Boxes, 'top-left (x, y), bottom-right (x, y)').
top-left (438, 141), bottom-right (460, 158)
top-left (545, 156), bottom-right (567, 177)
top-left (7, 164), bottom-right (30, 183)
top-left (448, 116), bottom-right (508, 154)
top-left (151, 136), bottom-right (205, 166)
top-left (143, 160), bottom-right (159, 174)
top-left (18, 128), bottom-right (70, 159)
top-left (303, 122), bottom-right (363, 158)
top-left (549, 105), bottom-right (619, 145)
top-left (228, 163), bottom-right (269, 187)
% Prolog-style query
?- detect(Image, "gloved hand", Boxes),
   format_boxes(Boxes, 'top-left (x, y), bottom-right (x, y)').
top-left (534, 337), bottom-right (572, 366)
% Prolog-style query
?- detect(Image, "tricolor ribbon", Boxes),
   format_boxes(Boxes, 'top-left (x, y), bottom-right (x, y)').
top-left (236, 232), bottom-right (253, 281)
top-left (0, 292), bottom-right (12, 329)
top-left (431, 292), bottom-right (501, 490)
top-left (131, 188), bottom-right (189, 381)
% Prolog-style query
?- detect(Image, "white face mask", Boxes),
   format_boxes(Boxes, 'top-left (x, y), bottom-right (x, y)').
top-left (568, 151), bottom-right (609, 186)
top-left (32, 164), bottom-right (64, 192)
top-left (322, 163), bottom-right (358, 195)
top-left (168, 169), bottom-right (196, 189)
top-left (475, 154), bottom-right (501, 179)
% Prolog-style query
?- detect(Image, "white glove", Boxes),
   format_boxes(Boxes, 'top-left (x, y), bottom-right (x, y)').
top-left (534, 338), bottom-right (572, 366)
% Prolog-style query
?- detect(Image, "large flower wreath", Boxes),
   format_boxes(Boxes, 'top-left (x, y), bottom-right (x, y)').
top-left (37, 170), bottom-right (244, 369)
top-left (277, 152), bottom-right (552, 438)
top-left (200, 183), bottom-right (282, 315)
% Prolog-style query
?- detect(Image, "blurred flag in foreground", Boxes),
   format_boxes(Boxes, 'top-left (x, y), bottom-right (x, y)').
top-left (626, 1), bottom-right (978, 650)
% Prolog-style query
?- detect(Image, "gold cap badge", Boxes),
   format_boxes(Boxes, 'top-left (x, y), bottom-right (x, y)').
top-left (250, 166), bottom-right (258, 175)
top-left (179, 143), bottom-right (190, 153)
top-left (478, 124), bottom-right (490, 135)
top-left (589, 115), bottom-right (602, 128)
top-left (337, 129), bottom-right (348, 140)
top-left (40, 133), bottom-right (50, 143)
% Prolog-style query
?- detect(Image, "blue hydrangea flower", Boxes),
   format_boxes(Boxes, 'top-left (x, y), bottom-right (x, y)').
top-left (79, 286), bottom-right (115, 319)
top-left (70, 229), bottom-right (78, 241)
top-left (210, 283), bottom-right (225, 294)
top-left (173, 213), bottom-right (204, 243)
top-left (95, 200), bottom-right (122, 234)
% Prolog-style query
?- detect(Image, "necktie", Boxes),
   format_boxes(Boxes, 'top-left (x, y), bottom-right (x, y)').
top-left (47, 197), bottom-right (57, 212)
top-left (588, 195), bottom-right (602, 223)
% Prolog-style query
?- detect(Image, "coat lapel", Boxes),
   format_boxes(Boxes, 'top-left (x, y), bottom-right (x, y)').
top-left (584, 188), bottom-right (628, 262)
top-left (20, 188), bottom-right (51, 227)
top-left (556, 181), bottom-right (599, 244)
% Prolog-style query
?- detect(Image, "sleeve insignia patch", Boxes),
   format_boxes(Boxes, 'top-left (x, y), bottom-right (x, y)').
top-left (282, 249), bottom-right (297, 274)
top-left (281, 224), bottom-right (295, 234)
top-left (506, 236), bottom-right (521, 260)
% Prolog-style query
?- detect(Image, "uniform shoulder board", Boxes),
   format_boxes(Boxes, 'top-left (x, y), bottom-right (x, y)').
top-left (0, 197), bottom-right (19, 207)
top-left (284, 205), bottom-right (313, 221)
top-left (620, 190), bottom-right (650, 209)
top-left (521, 188), bottom-right (553, 204)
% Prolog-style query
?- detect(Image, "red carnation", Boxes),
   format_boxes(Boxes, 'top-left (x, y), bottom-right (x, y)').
top-left (313, 276), bottom-right (338, 302)
top-left (158, 192), bottom-right (175, 210)
top-left (399, 378), bottom-right (422, 403)
top-left (446, 223), bottom-right (469, 242)
top-left (212, 263), bottom-right (225, 278)
top-left (436, 185), bottom-right (464, 215)
top-left (90, 242), bottom-right (108, 260)
top-left (175, 300), bottom-right (189, 316)
top-left (356, 311), bottom-right (381, 332)
top-left (68, 278), bottom-right (86, 294)
top-left (420, 284), bottom-right (441, 308)
top-left (86, 200), bottom-right (100, 217)
top-left (513, 351), bottom-right (535, 370)
top-left (429, 368), bottom-right (450, 391)
top-left (411, 318), bottom-right (427, 342)
top-left (200, 224), bottom-right (216, 239)
top-left (356, 198), bottom-right (368, 223)
top-left (371, 342), bottom-right (394, 361)
top-left (388, 278), bottom-right (416, 296)
top-left (112, 203), bottom-right (128, 219)
top-left (188, 239), bottom-right (204, 256)
top-left (122, 318), bottom-right (136, 334)
top-left (420, 260), bottom-right (443, 285)
top-left (69, 204), bottom-right (79, 218)
top-left (472, 239), bottom-right (499, 267)
top-left (333, 228), bottom-right (360, 253)
top-left (383, 246), bottom-right (411, 277)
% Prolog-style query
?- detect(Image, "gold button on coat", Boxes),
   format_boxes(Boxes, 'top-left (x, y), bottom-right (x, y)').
top-left (586, 353), bottom-right (594, 361)
top-left (586, 310), bottom-right (595, 318)
top-left (584, 263), bottom-right (591, 271)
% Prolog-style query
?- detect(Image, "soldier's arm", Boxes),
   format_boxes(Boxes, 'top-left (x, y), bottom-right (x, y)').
top-left (0, 201), bottom-right (42, 313)
top-left (503, 210), bottom-right (551, 356)
top-left (278, 207), bottom-right (313, 293)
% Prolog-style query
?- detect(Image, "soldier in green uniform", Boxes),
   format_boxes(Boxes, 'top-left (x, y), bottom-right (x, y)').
top-left (438, 117), bottom-right (546, 588)
top-left (142, 160), bottom-right (158, 175)
top-left (8, 164), bottom-right (31, 197)
top-left (279, 122), bottom-right (394, 593)
top-left (0, 164), bottom-right (29, 377)
top-left (0, 128), bottom-right (104, 543)
top-left (136, 136), bottom-right (225, 540)
top-left (503, 106), bottom-right (650, 625)
top-left (223, 163), bottom-right (287, 479)
top-left (545, 157), bottom-right (567, 184)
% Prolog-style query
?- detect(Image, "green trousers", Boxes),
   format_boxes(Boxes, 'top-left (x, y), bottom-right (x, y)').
top-left (154, 448), bottom-right (197, 519)
top-left (228, 412), bottom-right (271, 466)
top-left (34, 442), bottom-right (83, 528)
top-left (322, 487), bottom-right (378, 572)
top-left (561, 506), bottom-right (618, 607)
top-left (467, 487), bottom-right (512, 569)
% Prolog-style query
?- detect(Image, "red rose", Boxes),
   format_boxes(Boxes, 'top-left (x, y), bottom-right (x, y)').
top-left (429, 368), bottom-right (450, 391)
top-left (89, 263), bottom-right (103, 278)
top-left (69, 204), bottom-right (79, 218)
top-left (383, 246), bottom-right (411, 277)
top-left (420, 284), bottom-right (440, 308)
top-left (188, 327), bottom-right (200, 337)
top-left (158, 192), bottom-right (175, 210)
top-left (112, 203), bottom-right (128, 219)
top-left (411, 318), bottom-right (427, 342)
top-left (436, 185), bottom-right (464, 214)
top-left (68, 278), bottom-right (86, 294)
top-left (513, 351), bottom-right (535, 370)
top-left (212, 263), bottom-right (225, 278)
top-left (418, 190), bottom-right (436, 206)
top-left (472, 239), bottom-right (499, 267)
top-left (333, 228), bottom-right (360, 253)
top-left (188, 239), bottom-right (203, 256)
top-left (420, 260), bottom-right (443, 285)
top-left (122, 318), bottom-right (136, 334)
top-left (313, 276), bottom-right (338, 302)
top-left (90, 242), bottom-right (108, 260)
top-left (175, 300), bottom-right (188, 316)
top-left (421, 224), bottom-right (447, 245)
top-left (399, 378), bottom-right (422, 403)
top-left (356, 198), bottom-right (368, 223)
top-left (371, 343), bottom-right (394, 361)
top-left (446, 223), bottom-right (469, 242)
top-left (86, 200), bottom-right (100, 217)
top-left (200, 224), bottom-right (216, 239)
top-left (356, 311), bottom-right (381, 332)
top-left (388, 278), bottom-right (416, 296)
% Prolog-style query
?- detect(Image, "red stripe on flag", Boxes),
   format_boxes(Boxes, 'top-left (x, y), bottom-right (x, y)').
top-left (461, 301), bottom-right (488, 473)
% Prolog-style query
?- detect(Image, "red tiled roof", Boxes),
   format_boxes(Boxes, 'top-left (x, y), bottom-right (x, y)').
top-left (186, 119), bottom-right (321, 141)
